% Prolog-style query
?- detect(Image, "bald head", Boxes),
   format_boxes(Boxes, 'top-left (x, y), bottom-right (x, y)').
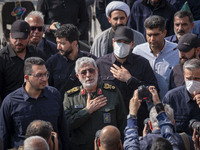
top-left (99, 125), bottom-right (121, 150)
top-left (24, 136), bottom-right (49, 150)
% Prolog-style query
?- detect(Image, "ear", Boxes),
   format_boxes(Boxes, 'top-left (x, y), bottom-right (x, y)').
top-left (112, 38), bottom-right (115, 48)
top-left (9, 33), bottom-right (12, 39)
top-left (196, 47), bottom-right (200, 57)
top-left (149, 121), bottom-right (153, 131)
top-left (130, 41), bottom-right (135, 49)
top-left (172, 119), bottom-right (175, 125)
top-left (163, 29), bottom-right (167, 37)
top-left (72, 40), bottom-right (78, 47)
top-left (24, 75), bottom-right (29, 81)
top-left (107, 17), bottom-right (111, 23)
top-left (75, 73), bottom-right (79, 79)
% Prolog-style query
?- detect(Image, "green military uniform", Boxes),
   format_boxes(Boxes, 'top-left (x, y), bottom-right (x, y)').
top-left (63, 83), bottom-right (126, 150)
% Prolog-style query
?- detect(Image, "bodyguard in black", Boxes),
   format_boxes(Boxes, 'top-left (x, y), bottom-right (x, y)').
top-left (46, 24), bottom-right (96, 98)
top-left (0, 20), bottom-right (45, 103)
top-left (96, 26), bottom-right (158, 135)
top-left (0, 57), bottom-right (69, 150)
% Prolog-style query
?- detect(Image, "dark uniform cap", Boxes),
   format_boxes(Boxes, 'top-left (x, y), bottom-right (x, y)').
top-left (176, 33), bottom-right (200, 52)
top-left (10, 20), bottom-right (30, 39)
top-left (114, 26), bottom-right (133, 43)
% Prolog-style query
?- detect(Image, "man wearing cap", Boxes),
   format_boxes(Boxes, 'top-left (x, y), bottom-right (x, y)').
top-left (90, 1), bottom-right (145, 58)
top-left (0, 20), bottom-right (45, 105)
top-left (96, 26), bottom-right (158, 135)
top-left (133, 15), bottom-right (179, 99)
top-left (165, 10), bottom-right (194, 44)
top-left (169, 33), bottom-right (200, 89)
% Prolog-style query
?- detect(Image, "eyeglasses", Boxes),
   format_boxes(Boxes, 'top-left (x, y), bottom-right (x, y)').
top-left (30, 26), bottom-right (44, 32)
top-left (29, 72), bottom-right (49, 79)
top-left (80, 68), bottom-right (95, 76)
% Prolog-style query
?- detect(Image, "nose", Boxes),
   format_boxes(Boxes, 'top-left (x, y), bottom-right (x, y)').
top-left (57, 43), bottom-right (61, 50)
top-left (178, 25), bottom-right (183, 31)
top-left (117, 18), bottom-right (123, 25)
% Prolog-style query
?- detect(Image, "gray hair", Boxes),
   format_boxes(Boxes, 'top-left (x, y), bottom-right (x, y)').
top-left (150, 104), bottom-right (174, 129)
top-left (75, 57), bottom-right (97, 74)
top-left (174, 10), bottom-right (194, 23)
top-left (25, 11), bottom-right (44, 22)
top-left (24, 136), bottom-right (49, 150)
top-left (183, 58), bottom-right (200, 71)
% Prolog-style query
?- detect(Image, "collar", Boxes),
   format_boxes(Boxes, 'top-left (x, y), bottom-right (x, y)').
top-left (7, 44), bottom-right (17, 57)
top-left (151, 129), bottom-right (161, 134)
top-left (183, 86), bottom-right (193, 103)
top-left (21, 83), bottom-right (47, 101)
top-left (111, 53), bottom-right (134, 65)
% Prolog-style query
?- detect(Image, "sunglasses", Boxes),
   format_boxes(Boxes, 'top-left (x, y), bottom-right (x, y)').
top-left (80, 68), bottom-right (95, 76)
top-left (30, 26), bottom-right (44, 32)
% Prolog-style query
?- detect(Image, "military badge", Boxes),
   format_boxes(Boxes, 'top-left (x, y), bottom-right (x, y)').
top-left (104, 113), bottom-right (111, 123)
top-left (97, 88), bottom-right (102, 95)
top-left (81, 89), bottom-right (86, 95)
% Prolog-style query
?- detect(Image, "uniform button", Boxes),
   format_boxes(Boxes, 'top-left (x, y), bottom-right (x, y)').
top-left (107, 77), bottom-right (109, 79)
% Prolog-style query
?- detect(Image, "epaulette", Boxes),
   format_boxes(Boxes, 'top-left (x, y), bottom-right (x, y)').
top-left (103, 83), bottom-right (116, 91)
top-left (66, 86), bottom-right (80, 95)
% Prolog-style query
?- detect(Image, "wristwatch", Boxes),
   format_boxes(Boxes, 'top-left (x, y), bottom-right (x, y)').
top-left (127, 114), bottom-right (137, 119)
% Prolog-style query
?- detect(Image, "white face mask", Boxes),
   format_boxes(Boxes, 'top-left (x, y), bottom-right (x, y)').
top-left (114, 42), bottom-right (131, 58)
top-left (185, 80), bottom-right (200, 95)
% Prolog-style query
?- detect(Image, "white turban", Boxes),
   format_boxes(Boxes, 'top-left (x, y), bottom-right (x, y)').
top-left (106, 1), bottom-right (130, 18)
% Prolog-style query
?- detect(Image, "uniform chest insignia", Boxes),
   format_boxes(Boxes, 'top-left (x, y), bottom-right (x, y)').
top-left (66, 86), bottom-right (80, 95)
top-left (103, 83), bottom-right (116, 90)
top-left (104, 113), bottom-right (111, 123)
top-left (81, 89), bottom-right (86, 95)
top-left (97, 88), bottom-right (102, 95)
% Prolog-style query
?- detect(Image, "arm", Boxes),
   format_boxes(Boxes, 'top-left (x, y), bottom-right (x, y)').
top-left (57, 92), bottom-right (70, 150)
top-left (0, 98), bottom-right (12, 149)
top-left (123, 90), bottom-right (141, 150)
top-left (77, 0), bottom-right (89, 37)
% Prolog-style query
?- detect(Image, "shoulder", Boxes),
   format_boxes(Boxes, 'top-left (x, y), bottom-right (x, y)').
top-left (79, 51), bottom-right (97, 60)
top-left (0, 46), bottom-right (9, 57)
top-left (93, 28), bottom-right (110, 41)
top-left (96, 54), bottom-right (112, 64)
top-left (131, 29), bottom-right (145, 38)
top-left (46, 53), bottom-right (60, 64)
top-left (133, 42), bottom-right (149, 52)
top-left (102, 83), bottom-right (116, 91)
top-left (66, 86), bottom-right (80, 96)
top-left (163, 86), bottom-right (186, 100)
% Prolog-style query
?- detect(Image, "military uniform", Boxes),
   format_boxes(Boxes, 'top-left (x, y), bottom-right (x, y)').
top-left (63, 83), bottom-right (126, 150)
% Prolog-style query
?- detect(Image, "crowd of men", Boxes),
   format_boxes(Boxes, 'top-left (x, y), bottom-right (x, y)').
top-left (0, 0), bottom-right (200, 149)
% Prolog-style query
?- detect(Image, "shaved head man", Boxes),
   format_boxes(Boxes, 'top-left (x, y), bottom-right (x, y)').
top-left (97, 125), bottom-right (122, 150)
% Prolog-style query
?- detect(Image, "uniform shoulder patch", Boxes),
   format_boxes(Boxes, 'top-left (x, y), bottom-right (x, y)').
top-left (66, 86), bottom-right (80, 95)
top-left (103, 83), bottom-right (116, 90)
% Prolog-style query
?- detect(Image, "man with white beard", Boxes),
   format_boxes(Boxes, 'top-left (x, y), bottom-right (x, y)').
top-left (63, 57), bottom-right (126, 150)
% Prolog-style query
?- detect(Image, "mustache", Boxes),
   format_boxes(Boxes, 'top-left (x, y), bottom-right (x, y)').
top-left (15, 43), bottom-right (23, 46)
top-left (177, 30), bottom-right (185, 34)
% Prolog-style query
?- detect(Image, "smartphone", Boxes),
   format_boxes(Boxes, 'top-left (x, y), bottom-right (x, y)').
top-left (55, 22), bottom-right (60, 29)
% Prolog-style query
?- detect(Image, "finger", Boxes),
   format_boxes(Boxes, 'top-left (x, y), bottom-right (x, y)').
top-left (87, 93), bottom-right (91, 104)
top-left (113, 64), bottom-right (121, 70)
top-left (121, 65), bottom-right (127, 70)
top-left (133, 89), bottom-right (139, 99)
top-left (110, 66), bottom-right (117, 72)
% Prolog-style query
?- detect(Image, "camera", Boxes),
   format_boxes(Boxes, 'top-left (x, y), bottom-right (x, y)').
top-left (189, 119), bottom-right (200, 135)
top-left (138, 85), bottom-right (152, 102)
top-left (144, 118), bottom-right (151, 133)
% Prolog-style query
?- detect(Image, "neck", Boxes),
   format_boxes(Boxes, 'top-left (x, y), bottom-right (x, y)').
top-left (25, 83), bottom-right (42, 99)
top-left (16, 49), bottom-right (26, 60)
top-left (150, 41), bottom-right (165, 57)
top-left (67, 47), bottom-right (78, 61)
top-left (84, 84), bottom-right (98, 93)
top-left (115, 55), bottom-right (127, 64)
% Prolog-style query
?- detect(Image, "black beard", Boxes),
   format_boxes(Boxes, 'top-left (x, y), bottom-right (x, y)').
top-left (64, 48), bottom-right (73, 57)
top-left (179, 50), bottom-right (196, 65)
top-left (112, 24), bottom-right (124, 31)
